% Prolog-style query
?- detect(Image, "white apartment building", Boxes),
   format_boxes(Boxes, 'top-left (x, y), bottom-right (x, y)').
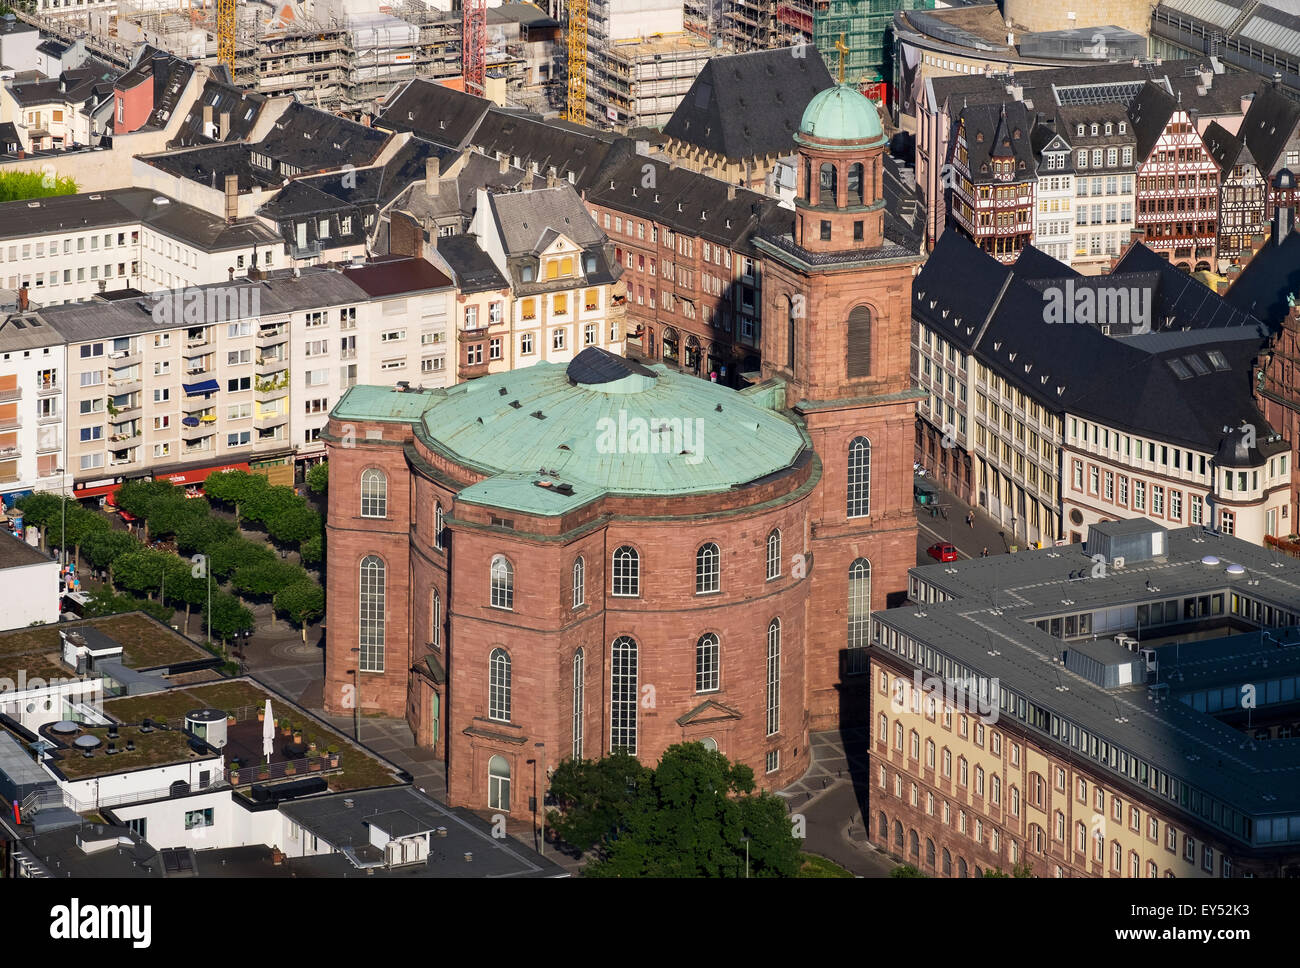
top-left (0, 314), bottom-right (67, 504)
top-left (1062, 413), bottom-right (1292, 546)
top-left (0, 189), bottom-right (282, 309)
top-left (290, 258), bottom-right (455, 461)
top-left (1062, 106), bottom-right (1138, 273)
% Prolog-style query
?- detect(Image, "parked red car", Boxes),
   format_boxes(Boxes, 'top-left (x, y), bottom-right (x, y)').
top-left (927, 542), bottom-right (959, 563)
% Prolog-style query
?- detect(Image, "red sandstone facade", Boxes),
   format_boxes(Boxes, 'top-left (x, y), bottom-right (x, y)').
top-left (323, 96), bottom-right (923, 812)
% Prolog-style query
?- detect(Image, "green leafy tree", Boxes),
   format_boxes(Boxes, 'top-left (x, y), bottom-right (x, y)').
top-left (81, 530), bottom-right (142, 585)
top-left (232, 559), bottom-right (307, 625)
top-left (110, 548), bottom-right (172, 600)
top-left (114, 479), bottom-right (177, 539)
top-left (203, 591), bottom-right (254, 647)
top-left (305, 461), bottom-right (328, 495)
top-left (202, 470), bottom-right (267, 524)
top-left (174, 512), bottom-right (238, 555)
top-left (241, 484), bottom-right (301, 528)
top-left (83, 587), bottom-right (173, 625)
top-left (570, 743), bottom-right (801, 878)
top-left (274, 580), bottom-right (325, 641)
top-left (267, 503), bottom-right (321, 547)
top-left (891, 865), bottom-right (926, 878)
top-left (983, 863), bottom-right (1034, 878)
top-left (208, 536), bottom-right (275, 582)
top-left (61, 507), bottom-right (110, 567)
top-left (299, 533), bottom-right (324, 567)
top-left (144, 494), bottom-right (209, 540)
top-left (546, 752), bottom-right (650, 854)
top-left (14, 491), bottom-right (62, 549)
top-left (0, 170), bottom-right (78, 203)
top-left (163, 555), bottom-right (209, 635)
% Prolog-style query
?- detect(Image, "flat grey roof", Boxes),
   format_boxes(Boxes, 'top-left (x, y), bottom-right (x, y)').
top-left (880, 523), bottom-right (1300, 837)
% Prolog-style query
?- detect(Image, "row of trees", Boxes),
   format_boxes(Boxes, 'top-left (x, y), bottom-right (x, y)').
top-left (546, 744), bottom-right (802, 877)
top-left (200, 469), bottom-right (324, 565)
top-left (16, 478), bottom-right (325, 646)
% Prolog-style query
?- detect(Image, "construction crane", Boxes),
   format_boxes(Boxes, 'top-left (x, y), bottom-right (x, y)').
top-left (217, 0), bottom-right (235, 74)
top-left (463, 0), bottom-right (487, 97)
top-left (566, 0), bottom-right (587, 124)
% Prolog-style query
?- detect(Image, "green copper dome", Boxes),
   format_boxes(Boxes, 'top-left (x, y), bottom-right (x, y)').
top-left (797, 84), bottom-right (885, 146)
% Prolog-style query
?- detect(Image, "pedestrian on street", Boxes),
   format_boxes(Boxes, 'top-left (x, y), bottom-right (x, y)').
top-left (966, 511), bottom-right (974, 528)
top-left (981, 547), bottom-right (989, 558)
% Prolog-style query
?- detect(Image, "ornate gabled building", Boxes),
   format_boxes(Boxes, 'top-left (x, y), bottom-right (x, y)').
top-left (948, 102), bottom-right (1038, 264)
top-left (320, 83), bottom-right (926, 811)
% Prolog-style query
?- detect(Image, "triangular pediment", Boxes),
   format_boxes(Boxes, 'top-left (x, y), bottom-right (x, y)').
top-left (676, 698), bottom-right (743, 726)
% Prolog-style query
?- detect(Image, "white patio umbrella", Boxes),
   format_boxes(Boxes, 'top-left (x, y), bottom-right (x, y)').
top-left (262, 699), bottom-right (274, 764)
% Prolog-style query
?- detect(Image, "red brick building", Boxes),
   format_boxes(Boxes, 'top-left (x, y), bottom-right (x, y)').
top-left (322, 83), bottom-right (925, 812)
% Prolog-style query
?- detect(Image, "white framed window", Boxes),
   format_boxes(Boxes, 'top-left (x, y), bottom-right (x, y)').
top-left (489, 648), bottom-right (511, 721)
top-left (696, 633), bottom-right (720, 693)
top-left (490, 555), bottom-right (514, 610)
top-left (572, 555), bottom-right (584, 608)
top-left (360, 468), bottom-right (387, 518)
top-left (695, 542), bottom-right (720, 594)
top-left (612, 545), bottom-right (639, 596)
top-left (766, 528), bottom-right (781, 580)
top-left (358, 555), bottom-right (386, 672)
top-left (610, 635), bottom-right (638, 754)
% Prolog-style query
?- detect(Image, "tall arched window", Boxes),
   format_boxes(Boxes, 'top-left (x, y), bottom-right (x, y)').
top-left (488, 754), bottom-right (511, 810)
top-left (489, 648), bottom-right (511, 722)
top-left (766, 528), bottom-right (781, 580)
top-left (695, 633), bottom-right (720, 693)
top-left (434, 503), bottom-right (444, 551)
top-left (490, 554), bottom-right (513, 609)
top-left (847, 436), bottom-right (871, 518)
top-left (766, 618), bottom-right (781, 736)
top-left (819, 162), bottom-right (837, 205)
top-left (358, 555), bottom-right (385, 672)
top-left (848, 162), bottom-right (864, 205)
top-left (572, 555), bottom-right (585, 609)
top-left (942, 848), bottom-right (952, 876)
top-left (695, 542), bottom-right (720, 594)
top-left (360, 468), bottom-right (387, 518)
top-left (610, 635), bottom-right (638, 754)
top-left (846, 306), bottom-right (872, 378)
top-left (429, 588), bottom-right (441, 649)
top-left (572, 648), bottom-right (585, 758)
top-left (926, 837), bottom-right (936, 868)
top-left (612, 546), bottom-right (639, 597)
top-left (847, 557), bottom-right (871, 674)
top-left (786, 296), bottom-right (797, 374)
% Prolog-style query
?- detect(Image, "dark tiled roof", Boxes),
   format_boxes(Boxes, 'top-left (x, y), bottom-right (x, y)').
top-left (1240, 80), bottom-right (1300, 174)
top-left (959, 101), bottom-right (1037, 183)
top-left (471, 109), bottom-right (614, 191)
top-left (1127, 80), bottom-right (1179, 160)
top-left (1202, 119), bottom-right (1242, 171)
top-left (169, 76), bottom-right (266, 147)
top-left (433, 233), bottom-right (508, 293)
top-left (378, 77), bottom-right (492, 149)
top-left (341, 257), bottom-right (454, 297)
top-left (489, 183), bottom-right (605, 256)
top-left (9, 60), bottom-right (121, 108)
top-left (1225, 231), bottom-right (1300, 328)
top-left (915, 231), bottom-right (1273, 450)
top-left (662, 47), bottom-right (835, 161)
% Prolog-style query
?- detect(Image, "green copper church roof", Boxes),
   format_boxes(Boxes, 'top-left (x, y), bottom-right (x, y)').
top-left (332, 349), bottom-right (806, 517)
top-left (797, 83), bottom-right (886, 146)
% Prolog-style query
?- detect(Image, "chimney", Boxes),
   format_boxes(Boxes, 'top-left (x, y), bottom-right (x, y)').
top-left (425, 157), bottom-right (439, 198)
top-left (1276, 202), bottom-right (1295, 247)
top-left (727, 183), bottom-right (736, 201)
top-left (219, 110), bottom-right (230, 140)
top-left (18, 285), bottom-right (28, 311)
top-left (1188, 108), bottom-right (1199, 129)
top-left (1274, 72), bottom-right (1283, 89)
top-left (203, 104), bottom-right (213, 126)
top-left (546, 165), bottom-right (557, 188)
top-left (223, 174), bottom-right (238, 223)
top-left (58, 77), bottom-right (66, 94)
top-left (498, 154), bottom-right (509, 174)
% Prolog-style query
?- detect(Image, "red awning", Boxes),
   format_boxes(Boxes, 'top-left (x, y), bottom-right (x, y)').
top-left (75, 483), bottom-right (121, 499)
top-left (161, 461), bottom-right (250, 487)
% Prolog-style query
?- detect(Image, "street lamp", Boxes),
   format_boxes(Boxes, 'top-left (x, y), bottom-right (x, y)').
top-left (52, 466), bottom-right (67, 567)
top-left (348, 648), bottom-right (361, 741)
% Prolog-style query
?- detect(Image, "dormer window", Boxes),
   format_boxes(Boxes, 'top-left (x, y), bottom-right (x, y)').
top-left (520, 264), bottom-right (534, 283)
top-left (1090, 123), bottom-right (1098, 136)
top-left (1104, 122), bottom-right (1112, 135)
top-left (1119, 122), bottom-right (1126, 134)
top-left (1077, 124), bottom-right (1085, 136)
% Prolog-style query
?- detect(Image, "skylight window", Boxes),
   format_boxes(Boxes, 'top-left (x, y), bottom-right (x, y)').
top-left (1206, 350), bottom-right (1230, 371)
top-left (1167, 359), bottom-right (1193, 380)
top-left (1184, 355), bottom-right (1210, 377)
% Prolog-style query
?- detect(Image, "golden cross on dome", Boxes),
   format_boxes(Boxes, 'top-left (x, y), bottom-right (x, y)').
top-left (834, 34), bottom-right (849, 84)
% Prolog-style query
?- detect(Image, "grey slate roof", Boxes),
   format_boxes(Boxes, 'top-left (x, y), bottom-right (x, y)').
top-left (1240, 78), bottom-right (1300, 174)
top-left (434, 233), bottom-right (509, 293)
top-left (471, 109), bottom-right (615, 191)
top-left (1127, 80), bottom-right (1180, 160)
top-left (878, 525), bottom-right (1300, 830)
top-left (169, 75), bottom-right (266, 148)
top-left (490, 184), bottom-right (604, 256)
top-left (959, 101), bottom-right (1037, 183)
top-left (662, 47), bottom-right (835, 160)
top-left (0, 188), bottom-right (280, 251)
top-left (1202, 119), bottom-right (1243, 171)
top-left (378, 77), bottom-right (492, 150)
top-left (33, 268), bottom-right (369, 341)
top-left (915, 232), bottom-right (1274, 451)
top-left (1224, 230), bottom-right (1300, 327)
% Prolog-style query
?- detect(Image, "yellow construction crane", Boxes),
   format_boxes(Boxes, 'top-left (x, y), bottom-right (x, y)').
top-left (217, 0), bottom-right (236, 73)
top-left (566, 0), bottom-right (587, 124)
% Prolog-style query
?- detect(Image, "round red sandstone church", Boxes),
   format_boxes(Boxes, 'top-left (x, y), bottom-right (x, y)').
top-left (323, 82), bottom-right (922, 812)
